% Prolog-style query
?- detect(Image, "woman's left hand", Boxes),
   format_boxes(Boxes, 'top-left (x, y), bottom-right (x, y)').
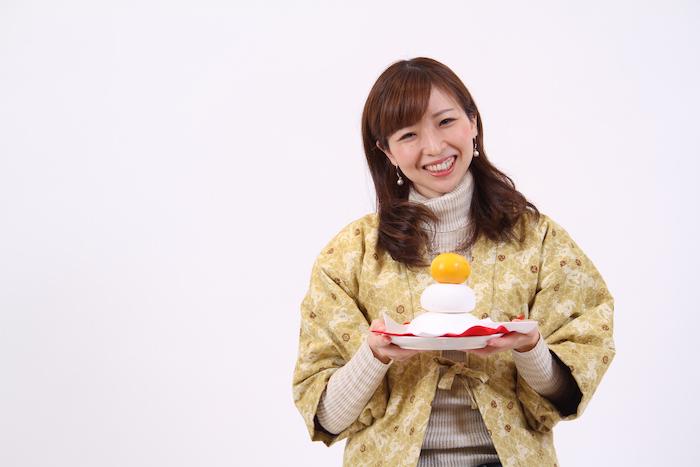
top-left (466, 326), bottom-right (540, 356)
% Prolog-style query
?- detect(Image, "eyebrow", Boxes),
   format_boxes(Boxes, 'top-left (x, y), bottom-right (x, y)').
top-left (432, 108), bottom-right (454, 117)
top-left (396, 108), bottom-right (456, 139)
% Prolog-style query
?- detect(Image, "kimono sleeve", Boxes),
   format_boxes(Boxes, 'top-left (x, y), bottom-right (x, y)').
top-left (291, 223), bottom-right (388, 446)
top-left (516, 215), bottom-right (615, 433)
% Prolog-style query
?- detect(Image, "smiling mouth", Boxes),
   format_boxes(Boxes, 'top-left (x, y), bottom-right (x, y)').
top-left (424, 156), bottom-right (457, 173)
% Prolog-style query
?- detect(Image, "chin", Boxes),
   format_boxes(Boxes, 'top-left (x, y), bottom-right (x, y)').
top-left (429, 181), bottom-right (459, 197)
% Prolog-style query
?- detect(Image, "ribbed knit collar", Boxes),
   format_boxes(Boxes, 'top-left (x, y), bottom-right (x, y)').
top-left (408, 169), bottom-right (474, 233)
top-left (408, 170), bottom-right (474, 257)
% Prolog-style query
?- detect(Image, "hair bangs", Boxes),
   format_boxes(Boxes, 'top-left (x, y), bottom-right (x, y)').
top-left (376, 68), bottom-right (432, 147)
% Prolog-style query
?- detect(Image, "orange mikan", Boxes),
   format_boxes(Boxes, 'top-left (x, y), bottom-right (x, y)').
top-left (430, 252), bottom-right (471, 284)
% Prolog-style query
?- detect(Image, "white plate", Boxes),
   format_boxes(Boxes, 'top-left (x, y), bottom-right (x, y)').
top-left (390, 333), bottom-right (504, 350)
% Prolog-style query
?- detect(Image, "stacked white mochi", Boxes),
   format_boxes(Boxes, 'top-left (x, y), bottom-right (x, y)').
top-left (406, 252), bottom-right (484, 337)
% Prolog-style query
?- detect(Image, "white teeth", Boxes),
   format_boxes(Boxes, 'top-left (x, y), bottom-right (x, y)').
top-left (425, 156), bottom-right (455, 172)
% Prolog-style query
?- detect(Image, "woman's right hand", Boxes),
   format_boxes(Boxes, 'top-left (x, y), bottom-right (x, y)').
top-left (367, 319), bottom-right (421, 364)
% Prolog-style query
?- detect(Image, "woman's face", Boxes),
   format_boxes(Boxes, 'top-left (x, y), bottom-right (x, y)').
top-left (378, 86), bottom-right (477, 198)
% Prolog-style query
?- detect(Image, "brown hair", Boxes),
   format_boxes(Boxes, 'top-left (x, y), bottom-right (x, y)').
top-left (361, 57), bottom-right (540, 267)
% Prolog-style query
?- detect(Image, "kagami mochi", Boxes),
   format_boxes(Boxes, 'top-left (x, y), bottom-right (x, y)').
top-left (407, 253), bottom-right (480, 337)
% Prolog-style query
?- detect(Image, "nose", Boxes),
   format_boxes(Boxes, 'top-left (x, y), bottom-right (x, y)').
top-left (421, 127), bottom-right (445, 156)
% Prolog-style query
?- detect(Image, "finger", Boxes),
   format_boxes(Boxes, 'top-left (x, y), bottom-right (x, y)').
top-left (380, 342), bottom-right (418, 355)
top-left (366, 334), bottom-right (394, 363)
top-left (488, 335), bottom-right (525, 350)
top-left (384, 349), bottom-right (414, 360)
top-left (367, 335), bottom-right (391, 355)
top-left (385, 347), bottom-right (420, 361)
top-left (483, 336), bottom-right (511, 348)
top-left (369, 319), bottom-right (386, 332)
top-left (369, 333), bottom-right (392, 346)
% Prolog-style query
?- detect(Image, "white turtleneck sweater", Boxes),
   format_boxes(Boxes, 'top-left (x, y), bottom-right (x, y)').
top-left (316, 170), bottom-right (572, 466)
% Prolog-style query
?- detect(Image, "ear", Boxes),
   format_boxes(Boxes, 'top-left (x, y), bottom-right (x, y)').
top-left (376, 140), bottom-right (397, 166)
top-left (469, 115), bottom-right (478, 135)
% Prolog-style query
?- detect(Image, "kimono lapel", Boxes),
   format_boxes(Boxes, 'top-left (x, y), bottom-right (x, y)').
top-left (468, 234), bottom-right (498, 320)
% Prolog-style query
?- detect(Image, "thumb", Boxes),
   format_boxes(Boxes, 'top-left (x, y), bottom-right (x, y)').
top-left (369, 318), bottom-right (386, 332)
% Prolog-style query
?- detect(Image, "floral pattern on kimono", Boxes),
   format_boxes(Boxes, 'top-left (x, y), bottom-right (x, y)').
top-left (292, 212), bottom-right (615, 467)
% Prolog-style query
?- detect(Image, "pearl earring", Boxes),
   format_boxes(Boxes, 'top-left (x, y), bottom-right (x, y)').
top-left (473, 140), bottom-right (480, 158)
top-left (396, 166), bottom-right (404, 186)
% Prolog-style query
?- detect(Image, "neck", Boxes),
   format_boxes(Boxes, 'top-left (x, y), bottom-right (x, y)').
top-left (408, 170), bottom-right (475, 257)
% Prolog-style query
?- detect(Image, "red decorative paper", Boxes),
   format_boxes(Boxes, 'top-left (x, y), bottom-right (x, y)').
top-left (374, 325), bottom-right (511, 338)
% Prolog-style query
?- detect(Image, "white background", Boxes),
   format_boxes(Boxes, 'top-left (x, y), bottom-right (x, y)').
top-left (1, 1), bottom-right (698, 465)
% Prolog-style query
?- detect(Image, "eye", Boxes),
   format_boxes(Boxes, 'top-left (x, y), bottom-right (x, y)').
top-left (398, 132), bottom-right (416, 141)
top-left (440, 118), bottom-right (456, 125)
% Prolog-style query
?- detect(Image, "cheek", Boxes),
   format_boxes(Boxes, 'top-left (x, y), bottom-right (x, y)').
top-left (396, 149), bottom-right (420, 168)
top-left (460, 125), bottom-right (475, 140)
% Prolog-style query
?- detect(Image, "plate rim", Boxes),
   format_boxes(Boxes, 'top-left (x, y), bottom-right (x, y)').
top-left (390, 333), bottom-right (503, 350)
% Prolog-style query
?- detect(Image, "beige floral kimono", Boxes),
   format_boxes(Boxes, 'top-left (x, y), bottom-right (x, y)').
top-left (292, 212), bottom-right (615, 467)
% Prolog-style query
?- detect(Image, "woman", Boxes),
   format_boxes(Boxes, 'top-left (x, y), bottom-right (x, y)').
top-left (292, 57), bottom-right (615, 467)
